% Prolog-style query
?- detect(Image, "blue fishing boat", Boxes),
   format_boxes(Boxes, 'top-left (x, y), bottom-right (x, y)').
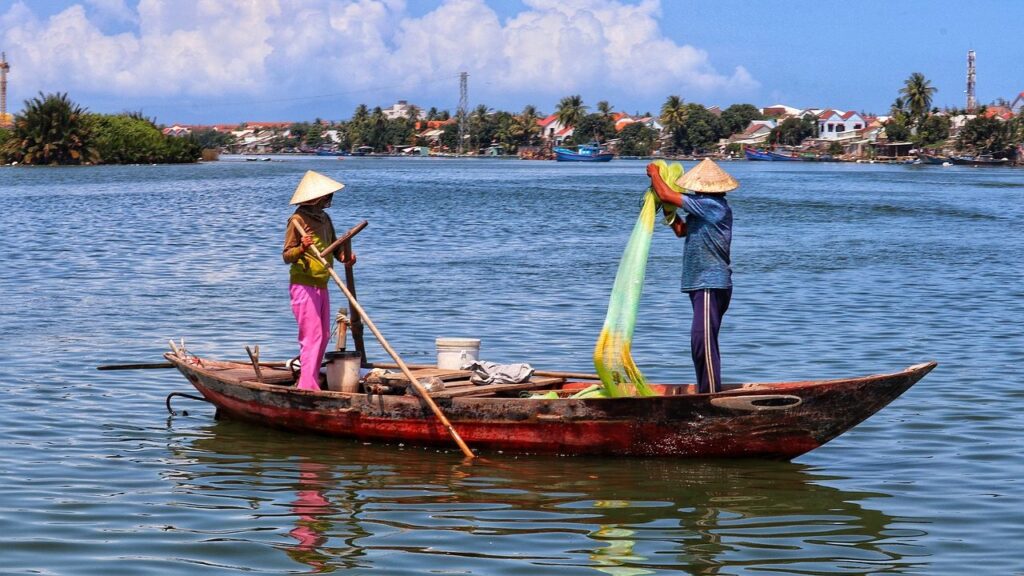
top-left (554, 143), bottom-right (614, 162)
top-left (743, 146), bottom-right (773, 161)
top-left (766, 148), bottom-right (801, 161)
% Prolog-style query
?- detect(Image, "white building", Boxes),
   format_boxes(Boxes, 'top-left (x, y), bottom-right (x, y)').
top-left (382, 100), bottom-right (421, 120)
top-left (761, 104), bottom-right (803, 119)
top-left (816, 110), bottom-right (867, 141)
top-left (730, 121), bottom-right (775, 145)
top-left (537, 114), bottom-right (573, 143)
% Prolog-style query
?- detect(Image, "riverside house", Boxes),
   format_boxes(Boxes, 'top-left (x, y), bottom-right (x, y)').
top-left (817, 110), bottom-right (867, 141)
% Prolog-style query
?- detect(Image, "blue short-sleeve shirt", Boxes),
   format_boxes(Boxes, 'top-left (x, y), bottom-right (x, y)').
top-left (680, 193), bottom-right (733, 292)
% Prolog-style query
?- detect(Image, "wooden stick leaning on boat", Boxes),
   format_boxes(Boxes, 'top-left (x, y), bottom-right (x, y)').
top-left (291, 220), bottom-right (476, 460)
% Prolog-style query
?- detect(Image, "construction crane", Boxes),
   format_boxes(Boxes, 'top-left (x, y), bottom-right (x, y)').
top-left (0, 52), bottom-right (10, 126)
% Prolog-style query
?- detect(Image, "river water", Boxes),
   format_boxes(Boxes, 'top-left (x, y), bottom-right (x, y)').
top-left (0, 157), bottom-right (1021, 574)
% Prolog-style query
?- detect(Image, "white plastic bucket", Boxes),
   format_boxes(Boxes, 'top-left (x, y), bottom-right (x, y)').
top-left (324, 351), bottom-right (361, 392)
top-left (436, 338), bottom-right (480, 370)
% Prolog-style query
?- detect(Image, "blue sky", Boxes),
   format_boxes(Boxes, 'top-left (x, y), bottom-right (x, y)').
top-left (2, 0), bottom-right (1022, 124)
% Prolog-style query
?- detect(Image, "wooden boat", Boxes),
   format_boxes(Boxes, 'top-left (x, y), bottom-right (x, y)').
top-left (314, 148), bottom-right (347, 157)
top-left (166, 352), bottom-right (936, 460)
top-left (949, 154), bottom-right (1010, 166)
top-left (554, 143), bottom-right (614, 162)
top-left (918, 153), bottom-right (949, 165)
top-left (765, 148), bottom-right (801, 161)
top-left (743, 146), bottom-right (773, 161)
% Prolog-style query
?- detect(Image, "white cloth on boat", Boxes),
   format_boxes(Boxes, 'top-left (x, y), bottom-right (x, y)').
top-left (463, 360), bottom-right (534, 386)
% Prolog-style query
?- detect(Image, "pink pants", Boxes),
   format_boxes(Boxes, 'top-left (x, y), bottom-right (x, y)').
top-left (290, 284), bottom-right (331, 391)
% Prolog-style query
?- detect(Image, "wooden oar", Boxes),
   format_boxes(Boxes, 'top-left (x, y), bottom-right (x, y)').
top-left (98, 362), bottom-right (176, 370)
top-left (98, 360), bottom-right (289, 370)
top-left (292, 220), bottom-right (475, 459)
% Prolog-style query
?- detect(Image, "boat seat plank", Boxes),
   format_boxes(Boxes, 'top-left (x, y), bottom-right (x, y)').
top-left (376, 368), bottom-right (472, 384)
top-left (212, 367), bottom-right (294, 386)
top-left (430, 376), bottom-right (565, 398)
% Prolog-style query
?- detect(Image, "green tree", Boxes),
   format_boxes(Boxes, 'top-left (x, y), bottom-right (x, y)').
top-left (768, 115), bottom-right (816, 146)
top-left (720, 103), bottom-right (765, 136)
top-left (596, 100), bottom-right (614, 117)
top-left (957, 115), bottom-right (1016, 154)
top-left (4, 92), bottom-right (97, 165)
top-left (555, 95), bottom-right (588, 130)
top-left (90, 113), bottom-right (200, 164)
top-left (900, 72), bottom-right (937, 126)
top-left (510, 104), bottom-right (541, 146)
top-left (571, 113), bottom-right (616, 145)
top-left (883, 117), bottom-right (911, 142)
top-left (468, 104), bottom-right (495, 151)
top-left (674, 104), bottom-right (726, 153)
top-left (915, 114), bottom-right (951, 146)
top-left (191, 128), bottom-right (234, 150)
top-left (617, 122), bottom-right (658, 156)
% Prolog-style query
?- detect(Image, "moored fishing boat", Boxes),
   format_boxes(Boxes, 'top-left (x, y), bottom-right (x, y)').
top-left (765, 148), bottom-right (801, 161)
top-left (917, 153), bottom-right (949, 165)
top-left (553, 142), bottom-right (614, 162)
top-left (314, 148), bottom-right (347, 156)
top-left (165, 351), bottom-right (935, 460)
top-left (949, 154), bottom-right (1010, 166)
top-left (743, 146), bottom-right (773, 161)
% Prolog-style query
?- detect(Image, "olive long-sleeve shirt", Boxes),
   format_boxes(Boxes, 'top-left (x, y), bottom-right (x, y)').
top-left (282, 205), bottom-right (341, 288)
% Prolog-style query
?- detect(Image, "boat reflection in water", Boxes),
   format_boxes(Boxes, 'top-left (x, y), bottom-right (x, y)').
top-left (166, 424), bottom-right (930, 574)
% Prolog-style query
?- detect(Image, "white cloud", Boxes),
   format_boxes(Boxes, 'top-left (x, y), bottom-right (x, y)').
top-left (0, 0), bottom-right (758, 112)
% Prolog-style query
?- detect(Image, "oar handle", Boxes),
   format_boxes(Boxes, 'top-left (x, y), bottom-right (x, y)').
top-left (320, 220), bottom-right (368, 258)
top-left (290, 220), bottom-right (475, 459)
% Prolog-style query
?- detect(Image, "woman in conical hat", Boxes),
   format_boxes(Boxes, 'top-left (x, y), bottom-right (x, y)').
top-left (646, 158), bottom-right (738, 395)
top-left (282, 170), bottom-right (356, 391)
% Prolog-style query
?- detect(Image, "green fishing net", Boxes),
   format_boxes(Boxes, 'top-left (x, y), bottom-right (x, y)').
top-left (593, 160), bottom-right (685, 397)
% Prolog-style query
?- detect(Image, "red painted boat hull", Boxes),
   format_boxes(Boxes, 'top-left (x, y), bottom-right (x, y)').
top-left (167, 355), bottom-right (935, 459)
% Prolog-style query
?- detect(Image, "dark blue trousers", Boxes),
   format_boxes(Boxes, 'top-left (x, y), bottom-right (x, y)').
top-left (688, 287), bottom-right (732, 394)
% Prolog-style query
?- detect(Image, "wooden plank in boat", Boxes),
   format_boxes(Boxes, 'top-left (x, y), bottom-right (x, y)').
top-left (228, 367), bottom-right (295, 386)
top-left (378, 368), bottom-right (473, 384)
top-left (431, 376), bottom-right (565, 398)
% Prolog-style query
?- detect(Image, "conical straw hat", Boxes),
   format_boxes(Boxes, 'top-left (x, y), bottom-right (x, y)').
top-left (675, 159), bottom-right (738, 194)
top-left (289, 170), bottom-right (345, 205)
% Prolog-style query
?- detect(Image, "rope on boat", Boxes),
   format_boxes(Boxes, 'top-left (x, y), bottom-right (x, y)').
top-left (329, 308), bottom-right (350, 341)
top-left (166, 391), bottom-right (211, 416)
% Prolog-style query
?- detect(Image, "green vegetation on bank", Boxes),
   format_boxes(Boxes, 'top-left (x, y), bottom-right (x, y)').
top-left (885, 72), bottom-right (1024, 154)
top-left (1, 92), bottom-right (201, 166)
top-left (6, 75), bottom-right (1023, 165)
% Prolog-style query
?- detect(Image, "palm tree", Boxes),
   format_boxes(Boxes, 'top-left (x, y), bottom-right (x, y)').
top-left (659, 95), bottom-right (687, 132)
top-left (468, 104), bottom-right (492, 151)
top-left (659, 95), bottom-right (688, 152)
top-left (900, 73), bottom-right (937, 125)
top-left (6, 92), bottom-right (97, 165)
top-left (555, 95), bottom-right (587, 129)
top-left (513, 104), bottom-right (541, 146)
top-left (426, 106), bottom-right (440, 121)
top-left (351, 104), bottom-right (369, 124)
top-left (597, 100), bottom-right (614, 117)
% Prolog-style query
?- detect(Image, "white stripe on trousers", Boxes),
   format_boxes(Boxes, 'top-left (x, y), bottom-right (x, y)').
top-left (704, 290), bottom-right (716, 393)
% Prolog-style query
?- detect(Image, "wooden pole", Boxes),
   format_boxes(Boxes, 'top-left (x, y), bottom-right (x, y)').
top-left (321, 220), bottom-right (368, 260)
top-left (342, 239), bottom-right (366, 366)
top-left (245, 345), bottom-right (263, 383)
top-left (291, 220), bottom-right (475, 459)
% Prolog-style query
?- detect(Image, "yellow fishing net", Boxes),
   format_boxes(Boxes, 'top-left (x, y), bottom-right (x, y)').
top-left (592, 160), bottom-right (684, 397)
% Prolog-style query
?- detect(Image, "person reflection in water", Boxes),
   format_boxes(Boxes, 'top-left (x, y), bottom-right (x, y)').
top-left (286, 461), bottom-right (334, 571)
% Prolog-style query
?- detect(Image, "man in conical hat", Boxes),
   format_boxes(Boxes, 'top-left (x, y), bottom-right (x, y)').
top-left (282, 170), bottom-right (356, 391)
top-left (646, 159), bottom-right (738, 394)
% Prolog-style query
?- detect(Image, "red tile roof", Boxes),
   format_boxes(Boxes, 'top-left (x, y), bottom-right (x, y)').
top-left (537, 113), bottom-right (559, 127)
